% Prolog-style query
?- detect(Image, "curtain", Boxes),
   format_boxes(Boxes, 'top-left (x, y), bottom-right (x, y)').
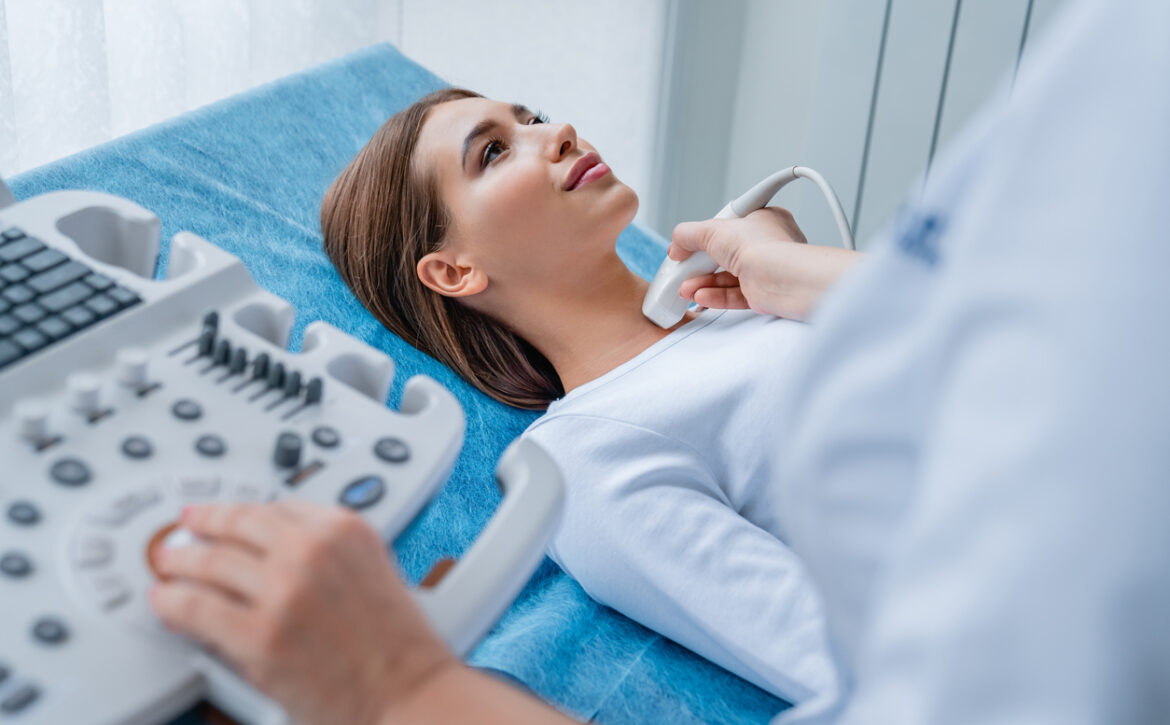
top-left (0, 0), bottom-right (400, 177)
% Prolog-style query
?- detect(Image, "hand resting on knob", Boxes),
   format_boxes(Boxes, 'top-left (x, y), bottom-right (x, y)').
top-left (148, 501), bottom-right (455, 725)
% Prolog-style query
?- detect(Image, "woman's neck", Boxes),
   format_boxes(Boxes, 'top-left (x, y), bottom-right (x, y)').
top-left (502, 254), bottom-right (697, 395)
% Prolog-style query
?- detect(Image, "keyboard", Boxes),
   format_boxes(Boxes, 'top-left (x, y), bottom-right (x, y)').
top-left (0, 227), bottom-right (142, 369)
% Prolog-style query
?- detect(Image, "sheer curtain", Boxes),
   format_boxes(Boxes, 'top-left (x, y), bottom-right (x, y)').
top-left (0, 0), bottom-right (401, 177)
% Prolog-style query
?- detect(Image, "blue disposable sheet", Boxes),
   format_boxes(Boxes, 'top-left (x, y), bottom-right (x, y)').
top-left (9, 44), bottom-right (786, 724)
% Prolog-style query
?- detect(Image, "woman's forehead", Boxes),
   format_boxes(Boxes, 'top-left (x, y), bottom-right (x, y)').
top-left (417, 97), bottom-right (511, 173)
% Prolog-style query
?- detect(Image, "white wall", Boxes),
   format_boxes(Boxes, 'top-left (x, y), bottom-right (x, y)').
top-left (659, 0), bottom-right (1073, 248)
top-left (395, 0), bottom-right (669, 229)
top-left (1, 0), bottom-right (668, 236)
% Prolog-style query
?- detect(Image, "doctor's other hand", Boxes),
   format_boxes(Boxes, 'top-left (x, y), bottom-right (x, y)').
top-left (669, 206), bottom-right (860, 322)
top-left (147, 501), bottom-right (453, 725)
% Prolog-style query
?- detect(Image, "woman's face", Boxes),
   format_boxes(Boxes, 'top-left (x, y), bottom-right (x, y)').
top-left (414, 97), bottom-right (638, 300)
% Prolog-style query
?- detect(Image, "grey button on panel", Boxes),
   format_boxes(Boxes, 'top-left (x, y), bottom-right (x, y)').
top-left (339, 475), bottom-right (386, 511)
top-left (311, 425), bottom-right (340, 448)
top-left (304, 376), bottom-right (324, 405)
top-left (91, 573), bottom-right (132, 611)
top-left (7, 501), bottom-right (41, 526)
top-left (50, 457), bottom-right (92, 487)
top-left (71, 535), bottom-right (115, 568)
top-left (121, 435), bottom-right (153, 459)
top-left (273, 432), bottom-right (302, 468)
top-left (1, 552), bottom-right (33, 578)
top-left (172, 399), bottom-right (203, 421)
top-left (373, 437), bottom-right (411, 463)
top-left (177, 475), bottom-right (221, 500)
top-left (32, 616), bottom-right (69, 645)
top-left (195, 434), bottom-right (226, 458)
top-left (0, 684), bottom-right (40, 715)
top-left (88, 488), bottom-right (161, 527)
top-left (229, 481), bottom-right (272, 503)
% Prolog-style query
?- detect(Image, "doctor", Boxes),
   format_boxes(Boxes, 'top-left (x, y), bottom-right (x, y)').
top-left (150, 1), bottom-right (1170, 723)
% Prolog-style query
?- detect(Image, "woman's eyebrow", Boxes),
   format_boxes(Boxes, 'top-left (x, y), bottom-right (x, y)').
top-left (461, 103), bottom-right (532, 172)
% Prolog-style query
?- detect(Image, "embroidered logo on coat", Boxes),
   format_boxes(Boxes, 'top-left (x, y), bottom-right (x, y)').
top-left (894, 209), bottom-right (946, 266)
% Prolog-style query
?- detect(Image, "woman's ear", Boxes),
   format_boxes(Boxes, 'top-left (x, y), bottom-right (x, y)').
top-left (417, 251), bottom-right (488, 298)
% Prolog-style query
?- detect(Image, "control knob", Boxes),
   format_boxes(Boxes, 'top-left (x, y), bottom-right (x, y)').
top-left (67, 373), bottom-right (102, 417)
top-left (116, 347), bottom-right (150, 389)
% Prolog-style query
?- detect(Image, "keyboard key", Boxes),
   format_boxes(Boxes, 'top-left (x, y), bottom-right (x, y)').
top-left (12, 327), bottom-right (47, 352)
top-left (62, 305), bottom-right (97, 329)
top-left (36, 316), bottom-right (73, 340)
top-left (1, 228), bottom-right (26, 241)
top-left (0, 340), bottom-right (22, 366)
top-left (2, 284), bottom-right (34, 305)
top-left (84, 294), bottom-right (119, 318)
top-left (27, 260), bottom-right (90, 295)
top-left (0, 264), bottom-right (30, 283)
top-left (0, 314), bottom-right (20, 335)
top-left (39, 281), bottom-right (94, 313)
top-left (83, 272), bottom-right (115, 291)
top-left (0, 236), bottom-right (44, 262)
top-left (108, 286), bottom-right (140, 307)
top-left (22, 248), bottom-right (67, 273)
top-left (12, 303), bottom-right (47, 325)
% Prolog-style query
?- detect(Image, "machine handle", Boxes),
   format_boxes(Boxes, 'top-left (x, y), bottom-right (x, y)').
top-left (414, 437), bottom-right (565, 656)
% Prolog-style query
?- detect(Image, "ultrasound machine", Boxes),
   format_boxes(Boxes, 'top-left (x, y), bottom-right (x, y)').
top-left (0, 179), bottom-right (564, 724)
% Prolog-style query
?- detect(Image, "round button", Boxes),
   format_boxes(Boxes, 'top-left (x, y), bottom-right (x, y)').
top-left (311, 426), bottom-right (340, 449)
top-left (373, 437), bottom-right (411, 463)
top-left (339, 475), bottom-right (386, 510)
top-left (49, 457), bottom-right (92, 487)
top-left (7, 502), bottom-right (40, 526)
top-left (195, 434), bottom-right (226, 458)
top-left (121, 435), bottom-right (153, 460)
top-left (1, 552), bottom-right (33, 578)
top-left (31, 617), bottom-right (69, 645)
top-left (172, 399), bottom-right (203, 421)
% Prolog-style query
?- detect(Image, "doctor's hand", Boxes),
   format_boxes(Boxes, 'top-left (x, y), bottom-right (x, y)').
top-left (669, 206), bottom-right (860, 322)
top-left (148, 501), bottom-right (572, 725)
top-left (148, 501), bottom-right (453, 725)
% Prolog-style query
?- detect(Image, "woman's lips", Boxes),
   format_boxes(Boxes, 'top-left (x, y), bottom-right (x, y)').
top-left (570, 162), bottom-right (611, 190)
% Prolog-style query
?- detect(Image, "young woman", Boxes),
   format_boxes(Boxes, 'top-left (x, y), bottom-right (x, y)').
top-left (319, 87), bottom-right (859, 703)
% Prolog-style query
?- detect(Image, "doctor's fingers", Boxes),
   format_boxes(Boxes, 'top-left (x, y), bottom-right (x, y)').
top-left (693, 284), bottom-right (749, 311)
top-left (181, 502), bottom-right (295, 557)
top-left (149, 580), bottom-right (253, 670)
top-left (155, 541), bottom-right (270, 604)
top-left (669, 218), bottom-right (733, 264)
top-left (679, 271), bottom-right (740, 300)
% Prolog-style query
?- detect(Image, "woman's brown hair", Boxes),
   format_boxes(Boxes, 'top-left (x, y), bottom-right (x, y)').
top-left (321, 87), bottom-right (564, 410)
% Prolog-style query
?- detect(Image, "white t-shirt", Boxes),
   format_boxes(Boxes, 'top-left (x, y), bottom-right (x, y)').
top-left (767, 1), bottom-right (1170, 723)
top-left (522, 308), bottom-right (838, 704)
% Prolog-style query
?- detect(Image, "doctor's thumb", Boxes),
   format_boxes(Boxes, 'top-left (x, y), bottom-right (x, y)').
top-left (669, 219), bottom-right (719, 262)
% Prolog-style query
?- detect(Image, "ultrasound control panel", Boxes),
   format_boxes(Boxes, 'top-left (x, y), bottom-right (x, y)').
top-left (0, 185), bottom-right (564, 725)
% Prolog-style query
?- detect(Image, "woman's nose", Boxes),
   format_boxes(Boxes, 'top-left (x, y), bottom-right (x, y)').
top-left (548, 123), bottom-right (577, 160)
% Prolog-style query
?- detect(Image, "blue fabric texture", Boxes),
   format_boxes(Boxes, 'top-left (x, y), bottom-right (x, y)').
top-left (8, 44), bottom-right (785, 724)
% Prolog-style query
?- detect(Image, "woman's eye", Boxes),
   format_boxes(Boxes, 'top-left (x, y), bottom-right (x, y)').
top-left (481, 139), bottom-right (505, 168)
top-left (530, 110), bottom-right (550, 125)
